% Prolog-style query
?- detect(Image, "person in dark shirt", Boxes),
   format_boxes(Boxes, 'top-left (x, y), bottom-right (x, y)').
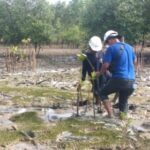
top-left (81, 36), bottom-right (106, 110)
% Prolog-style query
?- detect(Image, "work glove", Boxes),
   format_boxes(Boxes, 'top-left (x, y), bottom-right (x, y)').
top-left (77, 53), bottom-right (87, 61)
top-left (91, 71), bottom-right (96, 80)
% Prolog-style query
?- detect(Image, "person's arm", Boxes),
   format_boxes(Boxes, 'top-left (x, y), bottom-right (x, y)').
top-left (97, 47), bottom-right (112, 76)
top-left (97, 62), bottom-right (110, 76)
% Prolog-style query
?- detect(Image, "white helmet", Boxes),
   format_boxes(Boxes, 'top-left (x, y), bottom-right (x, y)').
top-left (89, 36), bottom-right (102, 52)
top-left (104, 30), bottom-right (118, 43)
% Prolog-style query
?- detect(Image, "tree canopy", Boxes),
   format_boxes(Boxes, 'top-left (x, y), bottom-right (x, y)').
top-left (0, 0), bottom-right (149, 47)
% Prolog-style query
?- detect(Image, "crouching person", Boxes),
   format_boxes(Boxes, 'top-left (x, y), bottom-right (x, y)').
top-left (97, 30), bottom-right (136, 118)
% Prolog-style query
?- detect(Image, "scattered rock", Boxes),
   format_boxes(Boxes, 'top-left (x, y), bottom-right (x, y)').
top-left (132, 125), bottom-right (147, 133)
top-left (11, 125), bottom-right (18, 131)
top-left (0, 107), bottom-right (27, 115)
top-left (129, 104), bottom-right (137, 111)
top-left (139, 133), bottom-right (150, 140)
top-left (104, 123), bottom-right (117, 129)
top-left (140, 76), bottom-right (147, 82)
top-left (8, 142), bottom-right (52, 150)
top-left (56, 131), bottom-right (89, 142)
top-left (0, 118), bottom-right (17, 130)
top-left (45, 108), bottom-right (73, 122)
top-left (0, 93), bottom-right (12, 100)
top-left (142, 122), bottom-right (150, 131)
top-left (129, 136), bottom-right (138, 142)
top-left (17, 108), bottom-right (27, 114)
top-left (127, 128), bottom-right (135, 136)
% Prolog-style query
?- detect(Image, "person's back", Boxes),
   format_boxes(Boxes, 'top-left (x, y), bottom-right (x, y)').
top-left (80, 36), bottom-right (103, 110)
top-left (98, 30), bottom-right (136, 118)
top-left (82, 51), bottom-right (103, 80)
top-left (105, 42), bottom-right (135, 80)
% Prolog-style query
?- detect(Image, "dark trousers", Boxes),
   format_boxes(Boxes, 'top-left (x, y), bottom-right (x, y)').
top-left (100, 78), bottom-right (134, 112)
top-left (92, 75), bottom-right (107, 97)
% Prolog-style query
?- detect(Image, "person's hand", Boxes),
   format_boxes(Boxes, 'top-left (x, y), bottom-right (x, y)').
top-left (91, 71), bottom-right (96, 80)
top-left (77, 53), bottom-right (87, 61)
top-left (96, 71), bottom-right (101, 77)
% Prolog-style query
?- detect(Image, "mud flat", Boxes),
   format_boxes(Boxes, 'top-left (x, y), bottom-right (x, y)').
top-left (0, 47), bottom-right (150, 149)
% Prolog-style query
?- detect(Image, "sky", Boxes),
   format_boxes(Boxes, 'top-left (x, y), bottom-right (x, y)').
top-left (47, 0), bottom-right (72, 5)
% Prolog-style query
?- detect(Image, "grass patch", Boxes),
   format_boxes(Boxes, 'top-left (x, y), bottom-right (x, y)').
top-left (0, 115), bottom-right (135, 149)
top-left (0, 131), bottom-right (21, 146)
top-left (0, 85), bottom-right (74, 99)
top-left (0, 85), bottom-right (75, 106)
top-left (11, 112), bottom-right (42, 124)
top-left (0, 112), bottom-right (45, 146)
top-left (10, 112), bottom-right (44, 130)
top-left (38, 118), bottom-right (120, 149)
top-left (12, 96), bottom-right (31, 106)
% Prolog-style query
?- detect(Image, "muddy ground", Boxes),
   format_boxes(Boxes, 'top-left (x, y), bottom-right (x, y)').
top-left (0, 48), bottom-right (150, 150)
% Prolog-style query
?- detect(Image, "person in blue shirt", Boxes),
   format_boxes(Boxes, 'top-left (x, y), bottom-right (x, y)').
top-left (81, 36), bottom-right (107, 111)
top-left (97, 30), bottom-right (136, 118)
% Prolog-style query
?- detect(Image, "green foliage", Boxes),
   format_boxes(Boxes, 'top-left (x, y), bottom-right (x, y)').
top-left (116, 0), bottom-right (144, 43)
top-left (9, 46), bottom-right (18, 54)
top-left (63, 25), bottom-right (85, 47)
top-left (82, 0), bottom-right (149, 44)
top-left (0, 131), bottom-right (21, 145)
top-left (10, 112), bottom-right (44, 130)
top-left (9, 46), bottom-right (26, 60)
top-left (51, 0), bottom-right (86, 46)
top-left (0, 0), bottom-right (53, 46)
top-left (143, 0), bottom-right (150, 33)
top-left (11, 112), bottom-right (43, 124)
top-left (0, 0), bottom-right (149, 46)
top-left (21, 38), bottom-right (31, 45)
top-left (82, 0), bottom-right (119, 37)
top-left (39, 118), bottom-right (120, 148)
top-left (11, 112), bottom-right (42, 124)
top-left (0, 84), bottom-right (75, 106)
